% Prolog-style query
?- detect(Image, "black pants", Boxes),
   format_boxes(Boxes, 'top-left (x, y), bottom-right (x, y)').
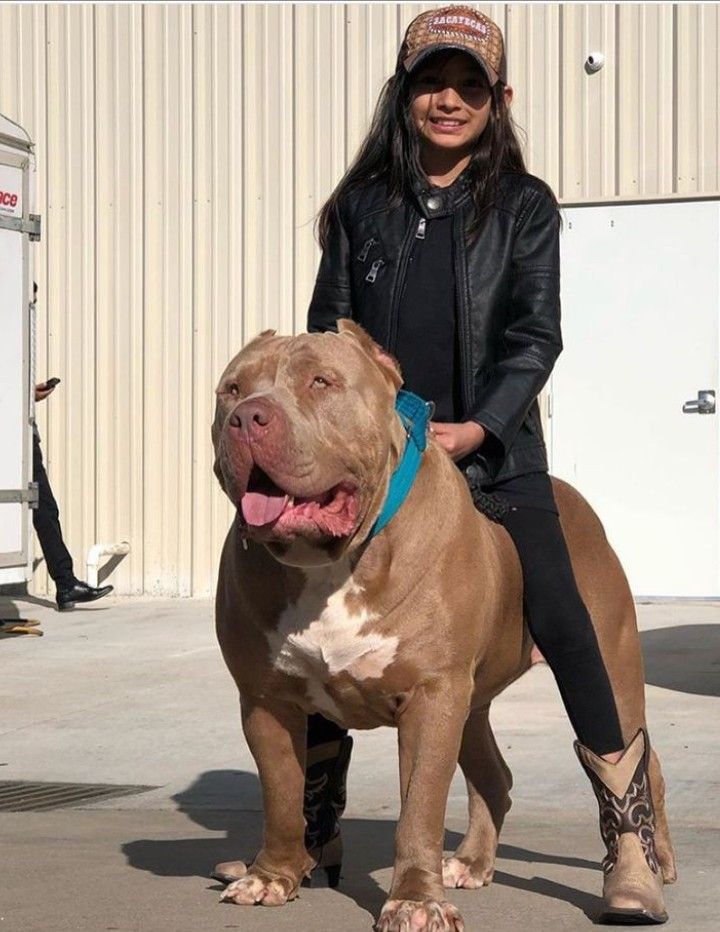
top-left (501, 506), bottom-right (623, 755)
top-left (32, 434), bottom-right (74, 588)
top-left (308, 505), bottom-right (624, 757)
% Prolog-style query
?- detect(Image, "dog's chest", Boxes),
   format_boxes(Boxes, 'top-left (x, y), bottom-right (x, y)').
top-left (266, 566), bottom-right (398, 715)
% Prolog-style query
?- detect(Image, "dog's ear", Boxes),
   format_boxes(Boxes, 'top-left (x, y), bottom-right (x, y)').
top-left (337, 319), bottom-right (403, 390)
top-left (246, 328), bottom-right (277, 346)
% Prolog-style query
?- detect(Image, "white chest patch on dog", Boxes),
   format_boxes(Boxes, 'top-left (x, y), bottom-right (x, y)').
top-left (266, 562), bottom-right (398, 717)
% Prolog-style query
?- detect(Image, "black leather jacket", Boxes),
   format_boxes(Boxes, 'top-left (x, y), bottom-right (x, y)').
top-left (307, 170), bottom-right (562, 483)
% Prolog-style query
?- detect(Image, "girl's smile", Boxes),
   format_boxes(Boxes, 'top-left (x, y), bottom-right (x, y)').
top-left (427, 116), bottom-right (469, 134)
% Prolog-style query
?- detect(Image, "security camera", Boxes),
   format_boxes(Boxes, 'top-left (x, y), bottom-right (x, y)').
top-left (585, 53), bottom-right (605, 74)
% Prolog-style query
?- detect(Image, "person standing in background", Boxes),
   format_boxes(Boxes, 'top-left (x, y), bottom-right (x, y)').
top-left (33, 374), bottom-right (113, 612)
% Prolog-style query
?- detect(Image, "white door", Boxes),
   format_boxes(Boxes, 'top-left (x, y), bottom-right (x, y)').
top-left (0, 158), bottom-right (30, 581)
top-left (550, 200), bottom-right (719, 598)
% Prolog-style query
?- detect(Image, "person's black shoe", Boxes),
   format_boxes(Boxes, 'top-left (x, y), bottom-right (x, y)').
top-left (56, 580), bottom-right (114, 612)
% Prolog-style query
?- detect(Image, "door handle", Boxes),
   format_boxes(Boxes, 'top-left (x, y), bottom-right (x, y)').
top-left (682, 390), bottom-right (716, 414)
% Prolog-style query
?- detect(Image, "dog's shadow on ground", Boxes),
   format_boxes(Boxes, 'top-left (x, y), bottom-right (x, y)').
top-left (122, 769), bottom-right (603, 923)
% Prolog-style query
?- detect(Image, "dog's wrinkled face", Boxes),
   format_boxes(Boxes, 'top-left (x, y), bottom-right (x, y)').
top-left (212, 321), bottom-right (403, 565)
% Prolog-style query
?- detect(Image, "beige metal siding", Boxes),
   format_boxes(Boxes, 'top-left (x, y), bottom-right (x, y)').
top-left (507, 3), bottom-right (561, 194)
top-left (560, 3), bottom-right (617, 198)
top-left (0, 3), bottom-right (718, 596)
top-left (677, 3), bottom-right (720, 194)
top-left (616, 4), bottom-right (675, 196)
top-left (94, 4), bottom-right (145, 594)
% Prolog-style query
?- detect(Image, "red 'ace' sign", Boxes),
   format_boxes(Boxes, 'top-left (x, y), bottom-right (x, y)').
top-left (0, 191), bottom-right (19, 208)
top-left (0, 164), bottom-right (23, 217)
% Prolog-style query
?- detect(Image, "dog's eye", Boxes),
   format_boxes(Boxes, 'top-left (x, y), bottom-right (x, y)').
top-left (312, 375), bottom-right (331, 388)
top-left (227, 382), bottom-right (240, 397)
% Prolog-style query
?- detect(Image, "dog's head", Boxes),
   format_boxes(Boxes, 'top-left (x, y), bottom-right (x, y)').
top-left (212, 321), bottom-right (404, 566)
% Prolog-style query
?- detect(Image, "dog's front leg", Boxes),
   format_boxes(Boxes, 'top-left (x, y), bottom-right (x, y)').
top-left (378, 679), bottom-right (470, 932)
top-left (221, 696), bottom-right (314, 907)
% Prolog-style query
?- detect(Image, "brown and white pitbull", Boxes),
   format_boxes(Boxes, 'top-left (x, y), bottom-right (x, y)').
top-left (211, 321), bottom-right (676, 931)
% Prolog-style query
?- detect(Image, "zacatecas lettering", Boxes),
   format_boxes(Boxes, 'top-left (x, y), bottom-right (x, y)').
top-left (429, 14), bottom-right (488, 37)
top-left (0, 191), bottom-right (19, 208)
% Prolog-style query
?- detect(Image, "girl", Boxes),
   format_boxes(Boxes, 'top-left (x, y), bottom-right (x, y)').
top-left (294, 6), bottom-right (666, 924)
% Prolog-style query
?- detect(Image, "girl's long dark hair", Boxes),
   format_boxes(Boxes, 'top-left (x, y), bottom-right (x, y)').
top-left (318, 57), bottom-right (533, 248)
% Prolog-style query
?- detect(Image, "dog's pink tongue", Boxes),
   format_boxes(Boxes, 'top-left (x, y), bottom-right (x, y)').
top-left (240, 491), bottom-right (289, 527)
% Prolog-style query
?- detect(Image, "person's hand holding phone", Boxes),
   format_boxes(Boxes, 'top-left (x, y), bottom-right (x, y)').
top-left (35, 378), bottom-right (60, 403)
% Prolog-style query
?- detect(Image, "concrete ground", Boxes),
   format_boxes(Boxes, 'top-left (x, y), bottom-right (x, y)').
top-left (0, 593), bottom-right (717, 931)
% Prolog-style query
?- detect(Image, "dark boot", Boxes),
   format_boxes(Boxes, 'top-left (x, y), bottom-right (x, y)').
top-left (211, 735), bottom-right (354, 889)
top-left (56, 580), bottom-right (114, 611)
top-left (575, 728), bottom-right (668, 925)
top-left (302, 735), bottom-right (354, 888)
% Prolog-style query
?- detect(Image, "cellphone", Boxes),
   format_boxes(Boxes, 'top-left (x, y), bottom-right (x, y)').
top-left (45, 377), bottom-right (61, 389)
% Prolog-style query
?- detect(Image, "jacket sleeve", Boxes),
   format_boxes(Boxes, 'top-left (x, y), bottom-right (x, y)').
top-left (307, 203), bottom-right (353, 333)
top-left (467, 187), bottom-right (562, 454)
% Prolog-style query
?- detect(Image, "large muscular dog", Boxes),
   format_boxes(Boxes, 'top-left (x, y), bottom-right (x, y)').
top-left (211, 321), bottom-right (675, 930)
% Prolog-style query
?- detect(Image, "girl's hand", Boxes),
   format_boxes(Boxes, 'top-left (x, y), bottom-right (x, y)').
top-left (429, 421), bottom-right (486, 461)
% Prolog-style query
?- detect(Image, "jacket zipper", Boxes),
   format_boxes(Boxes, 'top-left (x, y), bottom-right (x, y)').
top-left (387, 215), bottom-right (425, 352)
top-left (357, 237), bottom-right (376, 262)
top-left (452, 211), bottom-right (473, 416)
top-left (365, 258), bottom-right (384, 283)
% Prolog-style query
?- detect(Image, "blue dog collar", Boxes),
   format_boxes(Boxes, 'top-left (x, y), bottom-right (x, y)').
top-left (369, 390), bottom-right (432, 539)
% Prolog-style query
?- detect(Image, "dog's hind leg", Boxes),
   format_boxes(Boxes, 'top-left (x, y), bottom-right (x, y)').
top-left (442, 703), bottom-right (512, 889)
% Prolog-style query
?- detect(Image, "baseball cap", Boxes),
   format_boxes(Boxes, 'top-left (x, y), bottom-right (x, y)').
top-left (400, 6), bottom-right (507, 86)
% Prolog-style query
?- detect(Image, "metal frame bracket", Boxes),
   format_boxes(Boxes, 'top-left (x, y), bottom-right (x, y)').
top-left (0, 213), bottom-right (41, 240)
top-left (0, 483), bottom-right (39, 508)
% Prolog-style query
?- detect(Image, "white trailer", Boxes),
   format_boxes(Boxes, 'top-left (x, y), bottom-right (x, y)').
top-left (0, 114), bottom-right (40, 586)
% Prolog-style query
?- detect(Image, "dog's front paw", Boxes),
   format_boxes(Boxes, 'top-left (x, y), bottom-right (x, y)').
top-left (220, 868), bottom-right (297, 907)
top-left (442, 855), bottom-right (493, 889)
top-left (376, 899), bottom-right (464, 932)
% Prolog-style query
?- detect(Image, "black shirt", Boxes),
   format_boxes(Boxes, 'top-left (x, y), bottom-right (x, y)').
top-left (390, 177), bottom-right (555, 512)
top-left (393, 213), bottom-right (462, 423)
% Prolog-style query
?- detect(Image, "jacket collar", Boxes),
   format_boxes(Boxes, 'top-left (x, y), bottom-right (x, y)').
top-left (411, 165), bottom-right (473, 218)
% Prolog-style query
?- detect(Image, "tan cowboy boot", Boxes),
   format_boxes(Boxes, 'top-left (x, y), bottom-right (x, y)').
top-left (575, 728), bottom-right (668, 925)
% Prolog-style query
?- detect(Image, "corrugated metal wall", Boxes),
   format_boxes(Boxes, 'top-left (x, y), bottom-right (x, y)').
top-left (0, 3), bottom-right (718, 596)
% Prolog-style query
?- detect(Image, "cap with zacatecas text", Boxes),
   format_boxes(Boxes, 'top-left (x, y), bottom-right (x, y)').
top-left (399, 5), bottom-right (507, 86)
